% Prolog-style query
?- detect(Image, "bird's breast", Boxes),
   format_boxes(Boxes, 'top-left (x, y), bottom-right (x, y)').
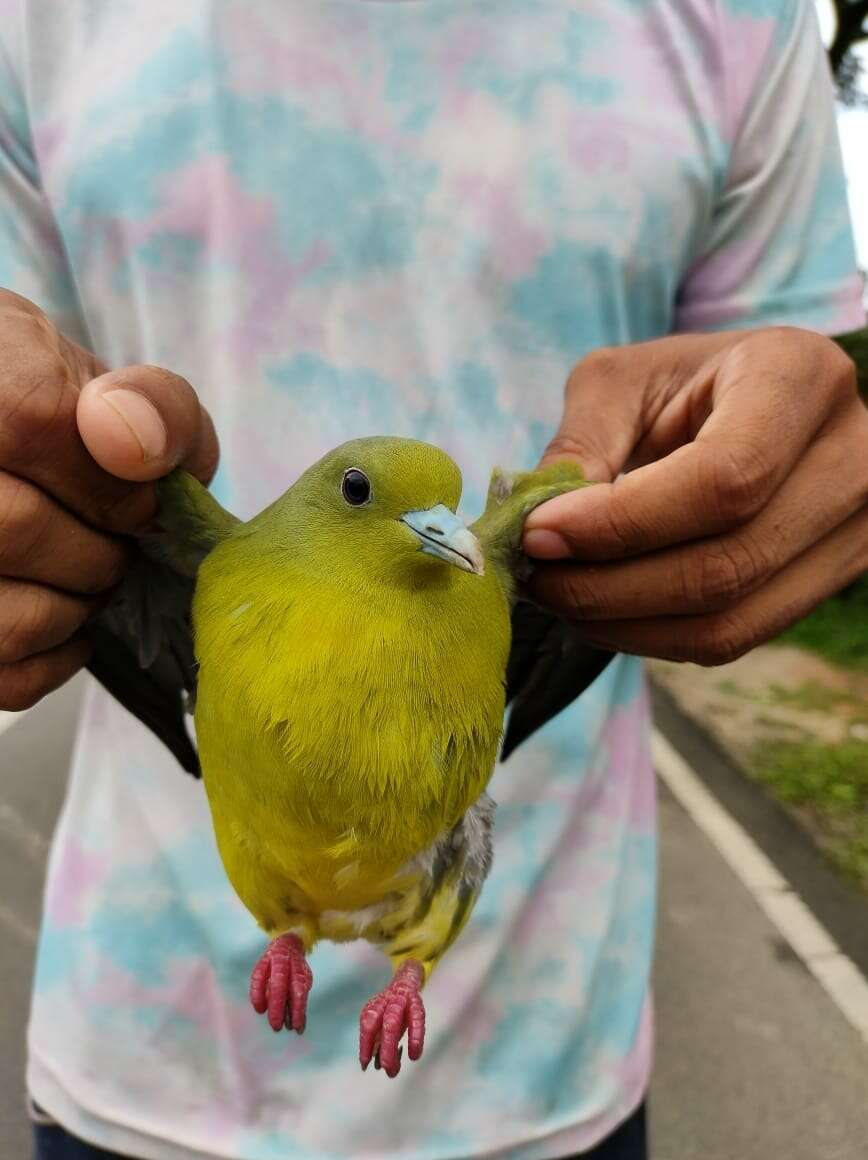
top-left (192, 557), bottom-right (510, 874)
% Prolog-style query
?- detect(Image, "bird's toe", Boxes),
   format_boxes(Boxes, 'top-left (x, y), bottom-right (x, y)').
top-left (359, 959), bottom-right (425, 1078)
top-left (249, 933), bottom-right (313, 1035)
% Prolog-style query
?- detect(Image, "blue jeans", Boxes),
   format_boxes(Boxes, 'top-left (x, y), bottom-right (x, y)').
top-left (33, 1102), bottom-right (648, 1159)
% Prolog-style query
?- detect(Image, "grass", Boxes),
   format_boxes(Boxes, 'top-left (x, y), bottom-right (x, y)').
top-left (715, 678), bottom-right (866, 715)
top-left (762, 681), bottom-right (865, 715)
top-left (780, 577), bottom-right (868, 673)
top-left (752, 738), bottom-right (868, 889)
top-left (715, 570), bottom-right (868, 891)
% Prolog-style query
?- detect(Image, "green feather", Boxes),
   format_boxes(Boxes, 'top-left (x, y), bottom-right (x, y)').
top-left (472, 460), bottom-right (589, 602)
top-left (154, 470), bottom-right (239, 577)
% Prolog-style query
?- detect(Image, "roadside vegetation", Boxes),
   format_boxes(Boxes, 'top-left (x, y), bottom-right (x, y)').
top-left (752, 736), bottom-right (868, 890)
top-left (781, 577), bottom-right (868, 673)
top-left (751, 576), bottom-right (868, 892)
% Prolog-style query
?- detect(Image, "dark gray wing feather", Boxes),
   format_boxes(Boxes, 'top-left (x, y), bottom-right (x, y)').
top-left (86, 549), bottom-right (200, 775)
top-left (501, 600), bottom-right (614, 760)
top-left (84, 470), bottom-right (239, 778)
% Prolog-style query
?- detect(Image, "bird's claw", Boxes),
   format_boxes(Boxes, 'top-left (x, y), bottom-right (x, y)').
top-left (359, 960), bottom-right (425, 1078)
top-left (373, 1045), bottom-right (403, 1072)
top-left (249, 933), bottom-right (313, 1034)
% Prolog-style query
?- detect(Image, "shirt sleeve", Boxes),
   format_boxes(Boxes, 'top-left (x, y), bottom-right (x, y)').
top-left (674, 0), bottom-right (866, 337)
top-left (0, 20), bottom-right (90, 345)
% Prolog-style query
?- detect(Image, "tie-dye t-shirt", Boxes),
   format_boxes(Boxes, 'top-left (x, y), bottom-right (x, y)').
top-left (1, 1), bottom-right (862, 1157)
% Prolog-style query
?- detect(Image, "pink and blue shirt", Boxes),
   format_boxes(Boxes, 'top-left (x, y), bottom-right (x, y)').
top-left (0, 1), bottom-right (862, 1157)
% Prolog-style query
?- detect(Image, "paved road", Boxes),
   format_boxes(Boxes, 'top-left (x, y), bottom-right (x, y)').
top-left (651, 785), bottom-right (867, 1159)
top-left (1, 680), bottom-right (867, 1159)
top-left (1, 678), bottom-right (86, 1159)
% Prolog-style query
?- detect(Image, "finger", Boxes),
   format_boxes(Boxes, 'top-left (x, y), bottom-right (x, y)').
top-left (77, 365), bottom-right (219, 484)
top-left (536, 333), bottom-right (740, 482)
top-left (538, 350), bottom-right (643, 484)
top-left (531, 405), bottom-right (868, 619)
top-left (0, 302), bottom-right (163, 533)
top-left (0, 290), bottom-right (104, 390)
top-left (0, 297), bottom-right (219, 533)
top-left (0, 579), bottom-right (95, 664)
top-left (525, 329), bottom-right (855, 560)
top-left (0, 634), bottom-right (92, 711)
top-left (561, 506), bottom-right (868, 665)
top-left (0, 472), bottom-right (128, 594)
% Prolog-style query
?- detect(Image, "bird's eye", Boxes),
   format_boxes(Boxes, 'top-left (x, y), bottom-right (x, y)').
top-left (341, 468), bottom-right (372, 507)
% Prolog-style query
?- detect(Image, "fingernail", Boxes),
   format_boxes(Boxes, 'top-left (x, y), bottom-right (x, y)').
top-left (101, 389), bottom-right (167, 461)
top-left (522, 529), bottom-right (571, 559)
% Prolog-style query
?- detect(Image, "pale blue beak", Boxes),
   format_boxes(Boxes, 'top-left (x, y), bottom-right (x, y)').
top-left (401, 505), bottom-right (485, 575)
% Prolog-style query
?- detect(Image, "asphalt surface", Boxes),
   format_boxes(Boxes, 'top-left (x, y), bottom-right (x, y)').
top-left (1, 678), bottom-right (867, 1160)
top-left (0, 677), bottom-right (86, 1160)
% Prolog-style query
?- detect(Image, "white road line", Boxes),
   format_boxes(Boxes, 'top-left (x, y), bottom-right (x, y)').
top-left (652, 728), bottom-right (868, 1047)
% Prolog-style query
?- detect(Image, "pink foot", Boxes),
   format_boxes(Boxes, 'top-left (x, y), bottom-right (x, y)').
top-left (249, 933), bottom-right (313, 1034)
top-left (359, 960), bottom-right (426, 1078)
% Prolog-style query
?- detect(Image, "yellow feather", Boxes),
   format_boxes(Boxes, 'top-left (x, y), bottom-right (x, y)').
top-left (191, 438), bottom-right (510, 939)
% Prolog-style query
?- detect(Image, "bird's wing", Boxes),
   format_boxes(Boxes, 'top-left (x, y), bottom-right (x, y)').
top-left (85, 470), bottom-right (239, 777)
top-left (471, 462), bottom-right (590, 595)
top-left (501, 600), bottom-right (613, 759)
top-left (471, 463), bottom-right (615, 761)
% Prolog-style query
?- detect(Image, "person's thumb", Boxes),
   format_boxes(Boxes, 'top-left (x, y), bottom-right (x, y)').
top-left (76, 364), bottom-right (219, 484)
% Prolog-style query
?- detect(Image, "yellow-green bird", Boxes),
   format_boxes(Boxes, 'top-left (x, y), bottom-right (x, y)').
top-left (86, 436), bottom-right (612, 1077)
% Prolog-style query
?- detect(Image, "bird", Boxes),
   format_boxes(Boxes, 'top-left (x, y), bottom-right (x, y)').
top-left (85, 436), bottom-right (613, 1077)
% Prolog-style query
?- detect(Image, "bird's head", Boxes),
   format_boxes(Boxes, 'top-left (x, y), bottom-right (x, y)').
top-left (253, 436), bottom-right (485, 584)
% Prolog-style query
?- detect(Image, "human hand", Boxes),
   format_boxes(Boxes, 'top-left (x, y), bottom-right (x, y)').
top-left (523, 328), bottom-right (868, 664)
top-left (0, 289), bottom-right (218, 709)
